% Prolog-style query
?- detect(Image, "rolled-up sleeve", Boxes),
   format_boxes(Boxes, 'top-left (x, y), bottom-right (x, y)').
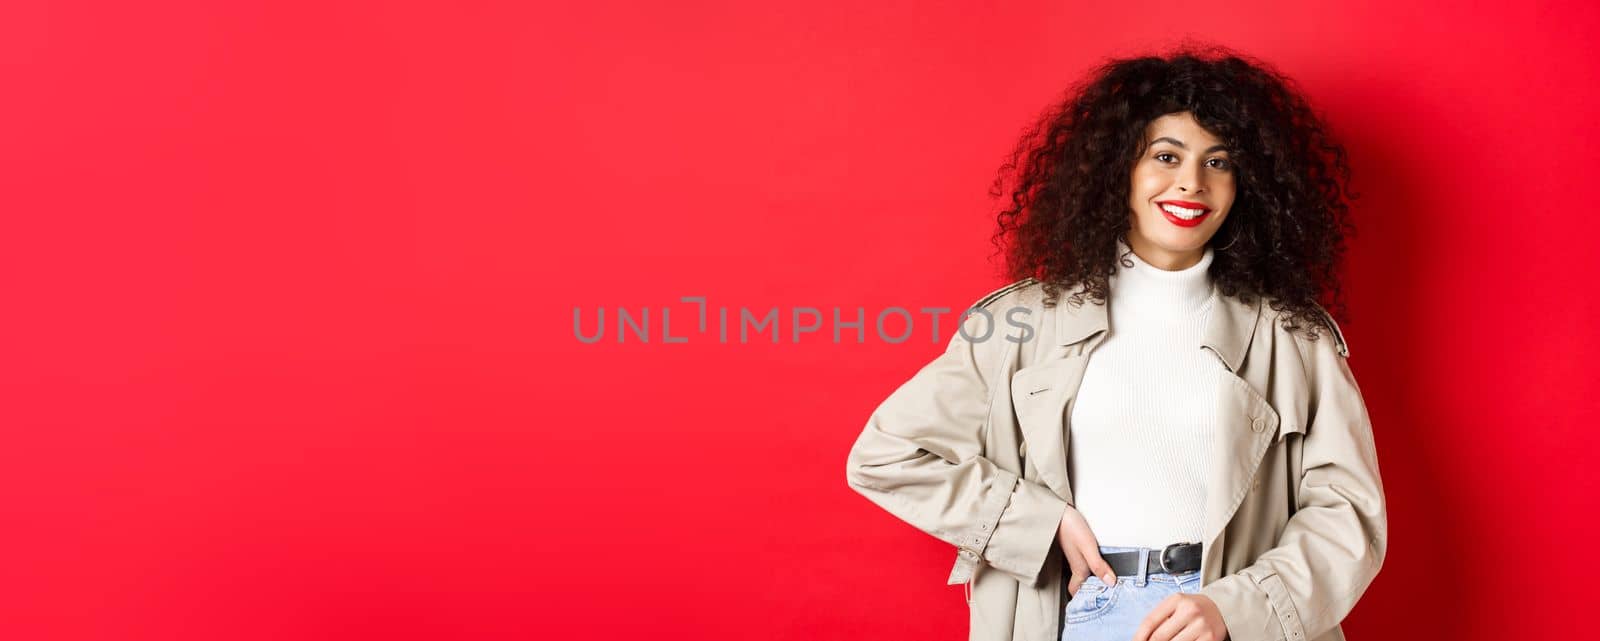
top-left (1201, 320), bottom-right (1389, 641)
top-left (844, 308), bottom-right (1069, 588)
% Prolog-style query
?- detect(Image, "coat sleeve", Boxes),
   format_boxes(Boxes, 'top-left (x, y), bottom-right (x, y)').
top-left (844, 306), bottom-right (1070, 588)
top-left (1200, 314), bottom-right (1389, 641)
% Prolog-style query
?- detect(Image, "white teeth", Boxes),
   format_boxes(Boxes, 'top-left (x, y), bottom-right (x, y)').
top-left (1160, 203), bottom-right (1207, 219)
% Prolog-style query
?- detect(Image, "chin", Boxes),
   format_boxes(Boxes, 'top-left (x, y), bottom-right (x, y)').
top-left (1150, 234), bottom-right (1213, 253)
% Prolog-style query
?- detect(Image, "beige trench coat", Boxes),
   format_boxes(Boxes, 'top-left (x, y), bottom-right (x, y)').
top-left (844, 278), bottom-right (1387, 641)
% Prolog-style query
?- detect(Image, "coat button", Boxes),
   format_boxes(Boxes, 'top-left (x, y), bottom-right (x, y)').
top-left (1252, 478), bottom-right (1261, 490)
top-left (1019, 442), bottom-right (1028, 458)
top-left (1251, 417), bottom-right (1266, 432)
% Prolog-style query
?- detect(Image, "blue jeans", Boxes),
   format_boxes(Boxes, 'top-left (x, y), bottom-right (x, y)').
top-left (1060, 545), bottom-right (1203, 641)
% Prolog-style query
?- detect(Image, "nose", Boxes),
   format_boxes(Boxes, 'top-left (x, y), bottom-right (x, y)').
top-left (1176, 162), bottom-right (1205, 194)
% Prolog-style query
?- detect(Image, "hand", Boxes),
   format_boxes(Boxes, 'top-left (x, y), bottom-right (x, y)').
top-left (1131, 592), bottom-right (1229, 641)
top-left (1055, 505), bottom-right (1117, 595)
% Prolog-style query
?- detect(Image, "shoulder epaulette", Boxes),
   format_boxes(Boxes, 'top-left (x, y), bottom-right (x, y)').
top-left (1316, 305), bottom-right (1350, 358)
top-left (970, 278), bottom-right (1037, 310)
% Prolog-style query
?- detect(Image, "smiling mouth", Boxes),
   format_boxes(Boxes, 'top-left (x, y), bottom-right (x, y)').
top-left (1157, 202), bottom-right (1211, 228)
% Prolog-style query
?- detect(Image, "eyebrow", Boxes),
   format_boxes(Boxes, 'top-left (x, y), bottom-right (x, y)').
top-left (1151, 136), bottom-right (1229, 153)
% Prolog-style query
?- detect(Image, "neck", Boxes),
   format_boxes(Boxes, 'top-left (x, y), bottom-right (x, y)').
top-left (1110, 238), bottom-right (1216, 318)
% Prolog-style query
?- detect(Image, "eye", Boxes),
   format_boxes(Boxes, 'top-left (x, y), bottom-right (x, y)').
top-left (1155, 152), bottom-right (1178, 164)
top-left (1207, 157), bottom-right (1233, 170)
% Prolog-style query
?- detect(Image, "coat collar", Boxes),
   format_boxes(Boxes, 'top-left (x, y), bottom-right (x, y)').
top-left (1052, 284), bottom-right (1263, 373)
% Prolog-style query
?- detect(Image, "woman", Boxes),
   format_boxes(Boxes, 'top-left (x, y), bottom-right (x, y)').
top-left (845, 46), bottom-right (1386, 641)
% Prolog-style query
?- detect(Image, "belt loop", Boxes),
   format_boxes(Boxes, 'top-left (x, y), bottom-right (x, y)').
top-left (1135, 548), bottom-right (1149, 587)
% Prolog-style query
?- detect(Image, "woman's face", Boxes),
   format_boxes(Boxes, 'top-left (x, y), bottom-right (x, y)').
top-left (1126, 111), bottom-right (1236, 270)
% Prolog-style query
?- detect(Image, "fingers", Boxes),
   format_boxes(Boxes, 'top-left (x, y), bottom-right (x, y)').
top-left (1135, 595), bottom-right (1209, 641)
top-left (1057, 507), bottom-right (1117, 592)
top-left (1083, 546), bottom-right (1117, 587)
top-left (1168, 619), bottom-right (1211, 641)
top-left (1059, 522), bottom-right (1088, 594)
top-left (1131, 594), bottom-right (1176, 641)
top-left (1063, 548), bottom-right (1086, 595)
top-left (1149, 607), bottom-right (1191, 641)
top-left (1073, 520), bottom-right (1117, 587)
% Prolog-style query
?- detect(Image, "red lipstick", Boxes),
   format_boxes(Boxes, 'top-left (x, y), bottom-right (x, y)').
top-left (1155, 200), bottom-right (1212, 228)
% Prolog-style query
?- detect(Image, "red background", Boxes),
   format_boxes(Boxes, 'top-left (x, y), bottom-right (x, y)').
top-left (3, 1), bottom-right (1596, 639)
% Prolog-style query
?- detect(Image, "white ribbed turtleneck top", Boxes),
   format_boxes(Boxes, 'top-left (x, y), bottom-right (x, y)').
top-left (1066, 238), bottom-right (1223, 549)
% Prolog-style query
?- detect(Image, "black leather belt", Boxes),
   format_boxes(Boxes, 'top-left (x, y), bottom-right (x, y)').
top-left (1103, 542), bottom-right (1202, 576)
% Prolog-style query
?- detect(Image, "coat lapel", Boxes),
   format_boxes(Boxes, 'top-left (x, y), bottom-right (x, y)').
top-left (1010, 293), bottom-right (1109, 506)
top-left (1197, 292), bottom-right (1279, 580)
top-left (1010, 355), bottom-right (1086, 502)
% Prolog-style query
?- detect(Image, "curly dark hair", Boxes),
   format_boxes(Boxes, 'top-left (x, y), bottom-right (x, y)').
top-left (987, 44), bottom-right (1359, 342)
